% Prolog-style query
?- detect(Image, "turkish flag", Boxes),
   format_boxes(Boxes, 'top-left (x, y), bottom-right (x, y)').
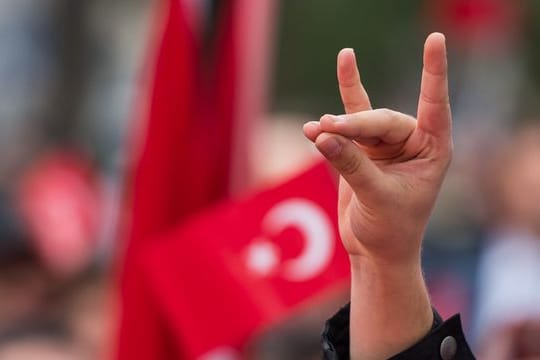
top-left (126, 0), bottom-right (239, 248)
top-left (117, 1), bottom-right (238, 357)
top-left (117, 0), bottom-right (306, 358)
top-left (121, 162), bottom-right (349, 359)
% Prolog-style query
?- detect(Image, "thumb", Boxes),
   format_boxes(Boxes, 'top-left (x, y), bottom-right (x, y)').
top-left (315, 132), bottom-right (382, 193)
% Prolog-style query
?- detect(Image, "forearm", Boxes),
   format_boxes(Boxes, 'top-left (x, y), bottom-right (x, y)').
top-left (349, 255), bottom-right (433, 360)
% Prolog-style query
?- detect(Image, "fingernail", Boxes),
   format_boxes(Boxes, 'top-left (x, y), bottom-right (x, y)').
top-left (321, 114), bottom-right (346, 123)
top-left (304, 120), bottom-right (319, 128)
top-left (433, 32), bottom-right (445, 41)
top-left (318, 137), bottom-right (342, 158)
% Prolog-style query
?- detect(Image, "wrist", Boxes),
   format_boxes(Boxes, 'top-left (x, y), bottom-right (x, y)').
top-left (341, 220), bottom-right (426, 270)
top-left (349, 253), bottom-right (428, 312)
top-left (348, 254), bottom-right (433, 360)
top-left (348, 247), bottom-right (422, 274)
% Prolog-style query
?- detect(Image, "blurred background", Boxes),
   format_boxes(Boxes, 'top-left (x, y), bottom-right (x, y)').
top-left (1, 0), bottom-right (540, 359)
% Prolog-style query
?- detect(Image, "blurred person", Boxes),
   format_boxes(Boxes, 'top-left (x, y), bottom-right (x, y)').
top-left (0, 247), bottom-right (109, 359)
top-left (474, 125), bottom-right (540, 360)
top-left (304, 33), bottom-right (475, 359)
top-left (17, 152), bottom-right (103, 278)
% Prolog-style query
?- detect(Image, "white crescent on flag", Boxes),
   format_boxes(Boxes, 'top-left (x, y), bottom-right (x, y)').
top-left (245, 198), bottom-right (335, 281)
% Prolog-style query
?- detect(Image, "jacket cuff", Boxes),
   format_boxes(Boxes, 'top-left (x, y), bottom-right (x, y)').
top-left (321, 303), bottom-right (475, 359)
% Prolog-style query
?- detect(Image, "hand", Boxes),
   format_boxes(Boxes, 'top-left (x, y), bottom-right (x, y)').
top-left (303, 33), bottom-right (451, 268)
top-left (303, 33), bottom-right (451, 360)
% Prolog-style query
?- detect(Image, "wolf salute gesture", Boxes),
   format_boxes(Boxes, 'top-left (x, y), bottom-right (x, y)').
top-left (303, 33), bottom-right (464, 360)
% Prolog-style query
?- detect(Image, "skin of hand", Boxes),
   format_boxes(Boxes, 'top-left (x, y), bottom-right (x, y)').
top-left (303, 33), bottom-right (452, 359)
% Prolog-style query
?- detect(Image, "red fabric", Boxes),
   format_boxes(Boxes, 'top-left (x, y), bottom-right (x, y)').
top-left (117, 1), bottom-right (349, 358)
top-left (128, 0), bottom-right (237, 248)
top-left (129, 163), bottom-right (348, 359)
top-left (118, 0), bottom-right (238, 358)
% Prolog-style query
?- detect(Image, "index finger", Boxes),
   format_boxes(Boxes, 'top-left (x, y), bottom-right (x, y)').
top-left (337, 48), bottom-right (372, 114)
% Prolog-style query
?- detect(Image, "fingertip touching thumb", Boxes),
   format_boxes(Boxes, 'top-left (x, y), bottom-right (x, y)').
top-left (315, 133), bottom-right (380, 191)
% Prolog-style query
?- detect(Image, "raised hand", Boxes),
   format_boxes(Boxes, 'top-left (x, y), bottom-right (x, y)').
top-left (304, 33), bottom-right (452, 360)
top-left (303, 33), bottom-right (451, 267)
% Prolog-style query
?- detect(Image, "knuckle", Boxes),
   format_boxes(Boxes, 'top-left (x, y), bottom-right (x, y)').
top-left (377, 108), bottom-right (396, 123)
top-left (420, 91), bottom-right (449, 106)
top-left (343, 100), bottom-right (359, 109)
top-left (340, 80), bottom-right (357, 89)
top-left (377, 108), bottom-right (393, 117)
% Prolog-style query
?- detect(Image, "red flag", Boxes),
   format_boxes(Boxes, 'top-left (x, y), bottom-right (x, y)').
top-left (127, 0), bottom-right (237, 247)
top-left (117, 1), bottom-right (238, 358)
top-left (117, 0), bottom-right (291, 358)
top-left (124, 163), bottom-right (348, 359)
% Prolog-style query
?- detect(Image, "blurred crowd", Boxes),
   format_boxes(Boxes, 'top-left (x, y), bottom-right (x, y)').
top-left (0, 0), bottom-right (150, 358)
top-left (1, 0), bottom-right (540, 359)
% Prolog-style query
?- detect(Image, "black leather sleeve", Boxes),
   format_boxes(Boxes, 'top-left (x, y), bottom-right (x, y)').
top-left (321, 303), bottom-right (476, 360)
